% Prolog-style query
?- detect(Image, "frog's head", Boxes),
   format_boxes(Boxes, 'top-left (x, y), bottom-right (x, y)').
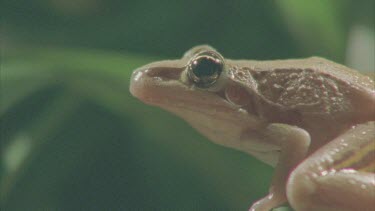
top-left (130, 45), bottom-right (275, 158)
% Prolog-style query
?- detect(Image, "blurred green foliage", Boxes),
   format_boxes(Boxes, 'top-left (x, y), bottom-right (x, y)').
top-left (1, 0), bottom-right (374, 210)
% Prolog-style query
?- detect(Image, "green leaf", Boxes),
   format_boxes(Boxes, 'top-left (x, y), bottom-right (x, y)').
top-left (276, 0), bottom-right (348, 61)
top-left (1, 48), bottom-right (272, 210)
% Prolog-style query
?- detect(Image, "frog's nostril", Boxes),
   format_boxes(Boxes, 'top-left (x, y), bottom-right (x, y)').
top-left (131, 69), bottom-right (145, 82)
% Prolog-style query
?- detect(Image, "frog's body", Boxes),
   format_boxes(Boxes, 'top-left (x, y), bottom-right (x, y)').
top-left (130, 45), bottom-right (375, 211)
top-left (225, 58), bottom-right (374, 160)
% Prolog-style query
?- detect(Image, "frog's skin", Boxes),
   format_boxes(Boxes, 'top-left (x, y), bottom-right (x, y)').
top-left (129, 45), bottom-right (375, 211)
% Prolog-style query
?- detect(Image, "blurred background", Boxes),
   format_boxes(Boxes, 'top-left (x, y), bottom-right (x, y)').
top-left (1, 0), bottom-right (374, 210)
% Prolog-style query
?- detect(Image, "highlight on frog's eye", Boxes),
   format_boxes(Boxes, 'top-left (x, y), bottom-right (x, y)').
top-left (187, 51), bottom-right (225, 88)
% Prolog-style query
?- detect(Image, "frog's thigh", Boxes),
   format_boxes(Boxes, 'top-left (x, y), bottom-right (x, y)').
top-left (288, 171), bottom-right (375, 211)
top-left (286, 121), bottom-right (375, 211)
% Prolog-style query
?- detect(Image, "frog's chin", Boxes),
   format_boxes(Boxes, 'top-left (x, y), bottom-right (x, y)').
top-left (161, 104), bottom-right (278, 166)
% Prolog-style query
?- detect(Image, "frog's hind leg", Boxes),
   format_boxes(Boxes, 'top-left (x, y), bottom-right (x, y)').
top-left (288, 170), bottom-right (375, 211)
top-left (286, 121), bottom-right (375, 211)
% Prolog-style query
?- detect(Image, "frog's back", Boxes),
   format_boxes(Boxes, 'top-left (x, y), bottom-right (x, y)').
top-left (265, 57), bottom-right (374, 91)
top-left (232, 57), bottom-right (375, 124)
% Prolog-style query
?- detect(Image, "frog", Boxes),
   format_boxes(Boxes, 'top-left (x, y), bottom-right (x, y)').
top-left (129, 45), bottom-right (375, 211)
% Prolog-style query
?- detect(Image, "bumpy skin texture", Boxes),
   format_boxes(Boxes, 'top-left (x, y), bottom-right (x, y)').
top-left (225, 57), bottom-right (375, 151)
top-left (130, 46), bottom-right (375, 211)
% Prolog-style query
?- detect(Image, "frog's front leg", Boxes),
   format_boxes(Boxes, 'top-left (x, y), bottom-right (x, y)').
top-left (287, 121), bottom-right (375, 211)
top-left (248, 123), bottom-right (311, 211)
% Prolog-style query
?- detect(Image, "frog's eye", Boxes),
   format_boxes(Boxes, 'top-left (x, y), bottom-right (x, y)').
top-left (187, 51), bottom-right (224, 88)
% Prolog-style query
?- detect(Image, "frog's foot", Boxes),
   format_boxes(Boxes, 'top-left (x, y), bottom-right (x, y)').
top-left (249, 193), bottom-right (287, 211)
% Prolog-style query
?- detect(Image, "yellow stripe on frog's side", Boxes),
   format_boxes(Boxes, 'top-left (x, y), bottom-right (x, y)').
top-left (332, 140), bottom-right (375, 173)
top-left (358, 160), bottom-right (375, 172)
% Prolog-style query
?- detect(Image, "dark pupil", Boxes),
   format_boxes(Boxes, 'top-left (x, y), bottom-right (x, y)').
top-left (192, 57), bottom-right (221, 78)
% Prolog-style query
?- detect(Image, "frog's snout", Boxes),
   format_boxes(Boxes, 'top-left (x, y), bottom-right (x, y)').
top-left (129, 66), bottom-right (148, 99)
top-left (129, 61), bottom-right (185, 102)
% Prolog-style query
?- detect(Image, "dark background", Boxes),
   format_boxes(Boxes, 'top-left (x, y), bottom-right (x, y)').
top-left (1, 0), bottom-right (374, 210)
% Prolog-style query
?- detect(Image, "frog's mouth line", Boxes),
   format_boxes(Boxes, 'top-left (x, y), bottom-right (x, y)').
top-left (131, 64), bottom-right (225, 107)
top-left (131, 69), bottom-right (258, 120)
top-left (130, 63), bottom-right (264, 128)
